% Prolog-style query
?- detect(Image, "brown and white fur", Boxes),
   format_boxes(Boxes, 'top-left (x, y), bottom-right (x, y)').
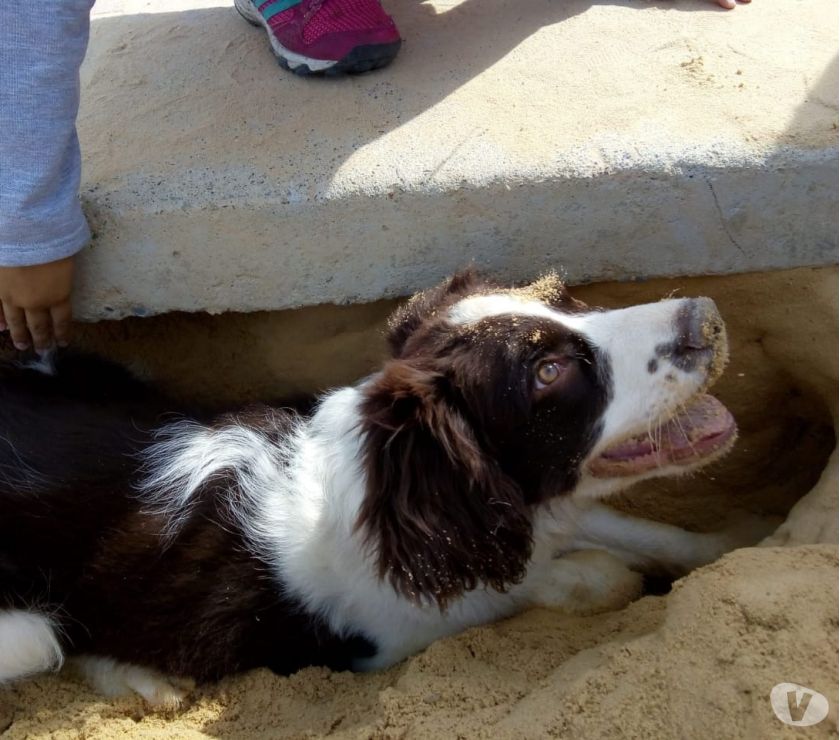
top-left (0, 271), bottom-right (771, 705)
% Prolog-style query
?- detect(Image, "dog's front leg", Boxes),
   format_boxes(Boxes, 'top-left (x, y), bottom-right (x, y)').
top-left (513, 548), bottom-right (644, 615)
top-left (442, 547), bottom-right (643, 621)
top-left (559, 501), bottom-right (777, 575)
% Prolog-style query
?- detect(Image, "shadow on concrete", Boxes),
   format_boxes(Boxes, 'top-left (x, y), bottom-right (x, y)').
top-left (79, 0), bottom-right (733, 197)
top-left (78, 0), bottom-right (792, 318)
top-left (778, 54), bottom-right (838, 147)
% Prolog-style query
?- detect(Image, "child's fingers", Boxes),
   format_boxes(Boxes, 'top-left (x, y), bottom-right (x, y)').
top-left (717, 0), bottom-right (737, 7)
top-left (50, 302), bottom-right (72, 348)
top-left (24, 308), bottom-right (54, 352)
top-left (4, 304), bottom-right (30, 350)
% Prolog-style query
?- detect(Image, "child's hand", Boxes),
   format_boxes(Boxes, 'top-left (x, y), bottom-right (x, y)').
top-left (0, 257), bottom-right (75, 351)
top-left (715, 0), bottom-right (751, 8)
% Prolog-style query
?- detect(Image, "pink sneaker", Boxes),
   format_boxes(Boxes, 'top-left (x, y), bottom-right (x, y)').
top-left (234, 0), bottom-right (401, 76)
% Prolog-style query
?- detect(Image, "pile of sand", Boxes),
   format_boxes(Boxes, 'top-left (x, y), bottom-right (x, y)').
top-left (1, 267), bottom-right (836, 738)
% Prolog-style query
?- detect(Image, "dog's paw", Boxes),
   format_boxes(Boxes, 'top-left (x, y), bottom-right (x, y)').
top-left (122, 669), bottom-right (191, 709)
top-left (686, 512), bottom-right (783, 569)
top-left (532, 549), bottom-right (644, 615)
top-left (70, 656), bottom-right (192, 708)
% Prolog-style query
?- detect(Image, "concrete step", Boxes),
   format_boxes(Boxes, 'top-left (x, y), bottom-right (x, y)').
top-left (75, 0), bottom-right (838, 320)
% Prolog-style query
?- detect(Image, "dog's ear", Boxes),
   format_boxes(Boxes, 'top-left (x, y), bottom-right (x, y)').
top-left (357, 359), bottom-right (533, 608)
top-left (386, 269), bottom-right (486, 357)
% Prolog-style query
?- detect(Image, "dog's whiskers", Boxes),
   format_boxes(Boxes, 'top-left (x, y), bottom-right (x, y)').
top-left (674, 401), bottom-right (700, 457)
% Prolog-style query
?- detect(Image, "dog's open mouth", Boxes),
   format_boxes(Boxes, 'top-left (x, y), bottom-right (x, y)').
top-left (589, 394), bottom-right (737, 478)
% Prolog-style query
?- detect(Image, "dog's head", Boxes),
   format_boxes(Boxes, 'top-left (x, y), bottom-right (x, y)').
top-left (358, 270), bottom-right (735, 606)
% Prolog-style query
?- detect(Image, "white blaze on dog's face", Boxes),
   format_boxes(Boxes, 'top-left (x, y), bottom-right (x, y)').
top-left (564, 296), bottom-right (734, 478)
top-left (447, 285), bottom-right (736, 490)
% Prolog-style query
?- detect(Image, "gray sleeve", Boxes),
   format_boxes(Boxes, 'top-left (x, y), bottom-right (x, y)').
top-left (0, 0), bottom-right (95, 266)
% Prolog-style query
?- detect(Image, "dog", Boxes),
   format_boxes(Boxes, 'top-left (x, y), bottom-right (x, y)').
top-left (0, 270), bottom-right (770, 706)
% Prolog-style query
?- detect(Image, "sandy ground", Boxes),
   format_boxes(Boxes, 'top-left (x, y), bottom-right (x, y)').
top-left (1, 266), bottom-right (836, 738)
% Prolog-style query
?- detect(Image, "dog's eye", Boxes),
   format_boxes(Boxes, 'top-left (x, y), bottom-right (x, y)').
top-left (535, 360), bottom-right (564, 388)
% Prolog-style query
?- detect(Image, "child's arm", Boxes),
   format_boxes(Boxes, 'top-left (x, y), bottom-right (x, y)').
top-left (0, 1), bottom-right (93, 351)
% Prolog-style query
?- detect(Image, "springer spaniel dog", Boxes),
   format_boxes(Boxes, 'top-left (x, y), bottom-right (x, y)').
top-left (0, 271), bottom-right (769, 706)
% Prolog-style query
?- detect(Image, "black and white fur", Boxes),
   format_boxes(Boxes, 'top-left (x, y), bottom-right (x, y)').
top-left (0, 272), bottom-right (769, 705)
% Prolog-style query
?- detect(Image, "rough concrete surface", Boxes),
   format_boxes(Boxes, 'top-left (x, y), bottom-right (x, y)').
top-left (75, 0), bottom-right (838, 318)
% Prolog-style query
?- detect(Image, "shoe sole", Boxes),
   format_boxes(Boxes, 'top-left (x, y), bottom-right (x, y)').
top-left (234, 0), bottom-right (401, 76)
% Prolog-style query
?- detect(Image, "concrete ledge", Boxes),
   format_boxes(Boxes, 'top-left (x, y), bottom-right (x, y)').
top-left (75, 0), bottom-right (838, 319)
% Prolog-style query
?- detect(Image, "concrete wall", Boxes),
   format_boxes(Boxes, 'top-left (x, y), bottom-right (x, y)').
top-left (74, 0), bottom-right (838, 319)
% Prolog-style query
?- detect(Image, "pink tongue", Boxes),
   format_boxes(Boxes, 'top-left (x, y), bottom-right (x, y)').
top-left (601, 437), bottom-right (653, 460)
top-left (591, 394), bottom-right (736, 477)
top-left (601, 400), bottom-right (713, 460)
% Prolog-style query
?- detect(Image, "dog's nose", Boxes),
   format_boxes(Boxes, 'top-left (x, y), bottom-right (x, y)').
top-left (676, 297), bottom-right (722, 350)
top-left (663, 298), bottom-right (728, 375)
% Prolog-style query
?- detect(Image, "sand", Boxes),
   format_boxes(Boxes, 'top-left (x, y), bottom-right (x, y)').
top-left (1, 266), bottom-right (837, 739)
